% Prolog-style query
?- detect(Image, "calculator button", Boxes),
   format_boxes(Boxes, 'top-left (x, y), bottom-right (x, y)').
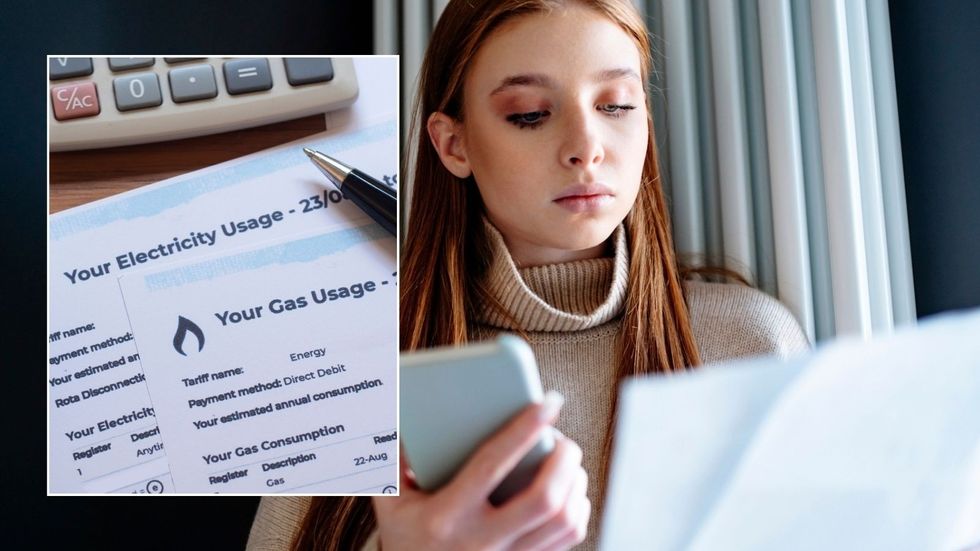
top-left (113, 73), bottom-right (163, 111)
top-left (283, 58), bottom-right (334, 86)
top-left (108, 57), bottom-right (155, 71)
top-left (50, 58), bottom-right (93, 80)
top-left (164, 58), bottom-right (206, 64)
top-left (51, 82), bottom-right (100, 120)
top-left (223, 58), bottom-right (273, 95)
top-left (169, 65), bottom-right (218, 103)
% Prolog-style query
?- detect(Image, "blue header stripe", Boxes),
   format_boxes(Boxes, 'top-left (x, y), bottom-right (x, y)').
top-left (142, 224), bottom-right (389, 291)
top-left (51, 119), bottom-right (395, 240)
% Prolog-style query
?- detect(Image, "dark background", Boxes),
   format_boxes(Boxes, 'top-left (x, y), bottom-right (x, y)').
top-left (890, 0), bottom-right (980, 317)
top-left (3, 2), bottom-right (373, 549)
top-left (2, 0), bottom-right (977, 549)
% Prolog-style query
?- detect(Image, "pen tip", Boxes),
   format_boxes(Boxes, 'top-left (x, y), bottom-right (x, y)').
top-left (302, 147), bottom-right (316, 158)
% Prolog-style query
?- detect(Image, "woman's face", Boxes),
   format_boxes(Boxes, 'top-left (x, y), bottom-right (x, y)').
top-left (458, 6), bottom-right (648, 266)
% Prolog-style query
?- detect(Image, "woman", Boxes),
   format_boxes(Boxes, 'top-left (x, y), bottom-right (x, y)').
top-left (248, 1), bottom-right (808, 549)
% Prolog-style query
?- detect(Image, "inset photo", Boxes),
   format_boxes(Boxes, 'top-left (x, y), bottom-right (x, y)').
top-left (48, 55), bottom-right (398, 495)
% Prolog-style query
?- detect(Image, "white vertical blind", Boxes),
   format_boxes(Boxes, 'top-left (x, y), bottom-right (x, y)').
top-left (741, 0), bottom-right (778, 298)
top-left (692, 0), bottom-right (725, 265)
top-left (662, 0), bottom-right (705, 258)
top-left (845, 0), bottom-right (894, 332)
top-left (384, 0), bottom-right (916, 342)
top-left (401, 2), bottom-right (428, 142)
top-left (810, 0), bottom-right (873, 337)
top-left (372, 0), bottom-right (397, 55)
top-left (708, 0), bottom-right (757, 278)
top-left (791, 0), bottom-right (837, 342)
top-left (867, 0), bottom-right (917, 325)
top-left (758, 0), bottom-right (815, 340)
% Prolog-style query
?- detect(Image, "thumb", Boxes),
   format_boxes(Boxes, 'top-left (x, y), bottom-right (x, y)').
top-left (399, 444), bottom-right (419, 490)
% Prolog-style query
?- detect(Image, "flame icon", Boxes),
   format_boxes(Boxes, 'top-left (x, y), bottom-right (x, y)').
top-left (173, 316), bottom-right (205, 356)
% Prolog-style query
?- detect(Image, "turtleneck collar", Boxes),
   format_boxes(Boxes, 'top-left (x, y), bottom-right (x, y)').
top-left (474, 218), bottom-right (629, 332)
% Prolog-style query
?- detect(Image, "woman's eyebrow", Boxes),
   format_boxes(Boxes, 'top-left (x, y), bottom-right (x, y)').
top-left (490, 73), bottom-right (556, 95)
top-left (489, 68), bottom-right (641, 96)
top-left (594, 67), bottom-right (641, 83)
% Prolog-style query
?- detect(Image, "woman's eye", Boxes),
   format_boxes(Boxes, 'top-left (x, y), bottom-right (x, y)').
top-left (598, 104), bottom-right (637, 116)
top-left (506, 110), bottom-right (549, 129)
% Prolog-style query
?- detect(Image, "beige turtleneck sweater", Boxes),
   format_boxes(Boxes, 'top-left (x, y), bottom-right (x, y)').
top-left (246, 222), bottom-right (810, 551)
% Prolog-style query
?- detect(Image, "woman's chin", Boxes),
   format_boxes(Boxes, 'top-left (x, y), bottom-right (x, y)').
top-left (492, 213), bottom-right (623, 265)
top-left (538, 225), bottom-right (618, 255)
top-left (554, 218), bottom-right (621, 248)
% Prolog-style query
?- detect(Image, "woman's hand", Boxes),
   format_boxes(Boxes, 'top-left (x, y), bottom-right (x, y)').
top-left (373, 392), bottom-right (590, 551)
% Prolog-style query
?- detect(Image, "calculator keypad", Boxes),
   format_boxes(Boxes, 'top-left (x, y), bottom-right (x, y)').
top-left (49, 56), bottom-right (359, 151)
top-left (51, 57), bottom-right (340, 112)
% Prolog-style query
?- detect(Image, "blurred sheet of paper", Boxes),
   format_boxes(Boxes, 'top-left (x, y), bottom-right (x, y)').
top-left (601, 309), bottom-right (980, 551)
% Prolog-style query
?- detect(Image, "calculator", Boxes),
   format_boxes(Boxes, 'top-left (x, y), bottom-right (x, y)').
top-left (48, 57), bottom-right (358, 151)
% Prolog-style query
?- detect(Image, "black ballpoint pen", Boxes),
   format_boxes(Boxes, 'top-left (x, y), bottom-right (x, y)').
top-left (302, 148), bottom-right (397, 235)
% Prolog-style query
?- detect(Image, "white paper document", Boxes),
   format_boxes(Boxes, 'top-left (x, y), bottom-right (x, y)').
top-left (117, 225), bottom-right (396, 493)
top-left (601, 309), bottom-right (980, 551)
top-left (49, 108), bottom-right (396, 492)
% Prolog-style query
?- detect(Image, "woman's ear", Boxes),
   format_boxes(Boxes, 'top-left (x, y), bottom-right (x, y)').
top-left (427, 112), bottom-right (472, 178)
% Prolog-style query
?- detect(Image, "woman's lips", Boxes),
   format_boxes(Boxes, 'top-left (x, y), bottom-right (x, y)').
top-left (553, 183), bottom-right (614, 213)
top-left (553, 195), bottom-right (614, 213)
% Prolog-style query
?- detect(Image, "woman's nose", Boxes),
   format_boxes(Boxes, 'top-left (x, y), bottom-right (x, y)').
top-left (559, 107), bottom-right (604, 169)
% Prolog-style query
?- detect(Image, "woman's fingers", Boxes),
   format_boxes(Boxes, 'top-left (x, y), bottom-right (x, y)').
top-left (537, 492), bottom-right (590, 551)
top-left (508, 467), bottom-right (589, 551)
top-left (372, 408), bottom-right (590, 551)
top-left (490, 431), bottom-right (584, 540)
top-left (444, 392), bottom-right (564, 503)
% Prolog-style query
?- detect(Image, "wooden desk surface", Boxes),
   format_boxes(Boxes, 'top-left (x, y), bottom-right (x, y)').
top-left (49, 114), bottom-right (326, 214)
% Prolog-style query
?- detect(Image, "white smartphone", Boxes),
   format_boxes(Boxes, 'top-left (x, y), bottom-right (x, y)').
top-left (400, 334), bottom-right (555, 505)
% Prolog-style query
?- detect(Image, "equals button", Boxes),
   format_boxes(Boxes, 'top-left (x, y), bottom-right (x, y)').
top-left (223, 58), bottom-right (272, 95)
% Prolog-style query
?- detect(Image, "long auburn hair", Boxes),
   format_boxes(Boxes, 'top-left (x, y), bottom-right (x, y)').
top-left (293, 1), bottom-right (701, 549)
